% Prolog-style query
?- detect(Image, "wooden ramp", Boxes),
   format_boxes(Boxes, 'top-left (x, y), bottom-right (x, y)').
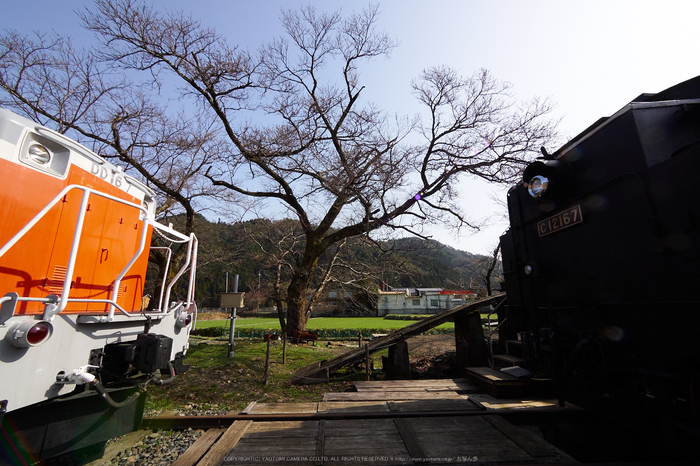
top-left (291, 294), bottom-right (505, 384)
top-left (178, 399), bottom-right (575, 465)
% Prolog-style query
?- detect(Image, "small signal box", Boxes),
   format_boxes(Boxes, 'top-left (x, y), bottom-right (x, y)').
top-left (220, 292), bottom-right (245, 308)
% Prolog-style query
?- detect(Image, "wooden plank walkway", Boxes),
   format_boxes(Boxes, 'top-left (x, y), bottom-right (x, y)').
top-left (175, 378), bottom-right (576, 465)
top-left (353, 378), bottom-right (477, 392)
top-left (334, 378), bottom-right (479, 401)
top-left (187, 410), bottom-right (572, 465)
top-left (323, 391), bottom-right (466, 401)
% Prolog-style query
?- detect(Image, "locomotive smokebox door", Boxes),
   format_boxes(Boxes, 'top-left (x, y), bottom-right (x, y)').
top-left (134, 333), bottom-right (173, 373)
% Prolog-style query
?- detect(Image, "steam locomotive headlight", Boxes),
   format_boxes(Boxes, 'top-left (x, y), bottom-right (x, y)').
top-left (28, 143), bottom-right (52, 165)
top-left (527, 175), bottom-right (549, 198)
top-left (6, 320), bottom-right (53, 348)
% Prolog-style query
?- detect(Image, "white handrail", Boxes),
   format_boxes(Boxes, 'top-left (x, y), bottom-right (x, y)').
top-left (59, 190), bottom-right (90, 314)
top-left (162, 234), bottom-right (197, 313)
top-left (0, 185), bottom-right (147, 260)
top-left (150, 247), bottom-right (172, 313)
top-left (107, 214), bottom-right (151, 320)
top-left (0, 184), bottom-right (195, 319)
top-left (186, 234), bottom-right (198, 307)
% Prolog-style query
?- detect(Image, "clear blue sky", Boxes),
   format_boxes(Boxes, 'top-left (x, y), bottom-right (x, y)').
top-left (3, 0), bottom-right (699, 254)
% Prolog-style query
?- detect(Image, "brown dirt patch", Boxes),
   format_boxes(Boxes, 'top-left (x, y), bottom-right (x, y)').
top-left (407, 334), bottom-right (458, 379)
top-left (406, 334), bottom-right (455, 357)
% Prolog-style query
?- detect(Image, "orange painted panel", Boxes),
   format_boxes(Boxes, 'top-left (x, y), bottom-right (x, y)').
top-left (44, 173), bottom-right (95, 313)
top-left (81, 195), bottom-right (152, 313)
top-left (0, 158), bottom-right (66, 313)
top-left (0, 159), bottom-right (152, 315)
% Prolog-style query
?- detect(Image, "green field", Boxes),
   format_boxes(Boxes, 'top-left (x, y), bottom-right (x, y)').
top-left (191, 314), bottom-right (502, 339)
top-left (195, 316), bottom-right (456, 331)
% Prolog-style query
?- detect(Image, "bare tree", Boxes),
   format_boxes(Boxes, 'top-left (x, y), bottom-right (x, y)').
top-left (246, 219), bottom-right (302, 333)
top-left (4, 1), bottom-right (557, 337)
top-left (463, 243), bottom-right (502, 297)
top-left (0, 27), bottom-right (237, 281)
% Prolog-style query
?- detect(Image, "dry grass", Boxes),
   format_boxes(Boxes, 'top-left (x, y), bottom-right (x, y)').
top-left (145, 338), bottom-right (360, 413)
top-left (196, 311), bottom-right (231, 320)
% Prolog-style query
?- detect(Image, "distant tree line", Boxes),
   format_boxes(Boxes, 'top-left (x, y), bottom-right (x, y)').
top-left (157, 215), bottom-right (501, 312)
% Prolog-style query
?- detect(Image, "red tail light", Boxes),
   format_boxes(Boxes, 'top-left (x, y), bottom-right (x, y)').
top-left (27, 322), bottom-right (52, 345)
top-left (176, 313), bottom-right (192, 328)
top-left (6, 320), bottom-right (53, 348)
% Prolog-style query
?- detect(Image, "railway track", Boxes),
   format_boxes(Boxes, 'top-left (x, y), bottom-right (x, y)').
top-left (140, 405), bottom-right (588, 430)
top-left (127, 394), bottom-right (582, 466)
top-left (88, 380), bottom-right (698, 465)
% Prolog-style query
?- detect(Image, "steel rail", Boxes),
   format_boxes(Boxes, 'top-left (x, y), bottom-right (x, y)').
top-left (141, 406), bottom-right (589, 430)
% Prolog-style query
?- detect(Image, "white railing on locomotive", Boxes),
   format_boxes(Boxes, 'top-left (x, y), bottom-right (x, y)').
top-left (0, 183), bottom-right (198, 321)
top-left (150, 246), bottom-right (172, 316)
top-left (151, 222), bottom-right (199, 316)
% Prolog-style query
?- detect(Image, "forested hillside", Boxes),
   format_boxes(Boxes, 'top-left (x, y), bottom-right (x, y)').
top-left (158, 215), bottom-right (502, 310)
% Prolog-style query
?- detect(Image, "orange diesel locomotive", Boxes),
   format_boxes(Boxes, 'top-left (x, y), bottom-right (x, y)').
top-left (0, 108), bottom-right (198, 464)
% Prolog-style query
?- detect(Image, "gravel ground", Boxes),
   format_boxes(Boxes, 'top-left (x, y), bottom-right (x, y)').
top-left (105, 429), bottom-right (203, 466)
top-left (100, 407), bottom-right (224, 465)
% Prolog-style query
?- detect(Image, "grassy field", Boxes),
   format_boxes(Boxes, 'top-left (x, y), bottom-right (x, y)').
top-left (195, 316), bottom-right (457, 331)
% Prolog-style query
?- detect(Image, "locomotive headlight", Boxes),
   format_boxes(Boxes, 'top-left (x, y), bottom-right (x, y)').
top-left (6, 320), bottom-right (53, 348)
top-left (28, 143), bottom-right (52, 165)
top-left (527, 175), bottom-right (550, 198)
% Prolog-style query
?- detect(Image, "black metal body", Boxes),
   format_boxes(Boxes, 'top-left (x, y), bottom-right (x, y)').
top-left (500, 76), bottom-right (700, 428)
top-left (0, 386), bottom-right (145, 465)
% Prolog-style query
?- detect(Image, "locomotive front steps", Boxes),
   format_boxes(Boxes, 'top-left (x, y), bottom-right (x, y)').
top-left (466, 367), bottom-right (528, 398)
top-left (465, 366), bottom-right (555, 398)
top-left (492, 353), bottom-right (527, 367)
top-left (492, 338), bottom-right (526, 368)
top-left (506, 339), bottom-right (523, 354)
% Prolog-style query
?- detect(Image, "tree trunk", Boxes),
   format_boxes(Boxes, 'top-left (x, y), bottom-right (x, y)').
top-left (484, 244), bottom-right (501, 297)
top-left (273, 263), bottom-right (287, 333)
top-left (285, 234), bottom-right (325, 338)
top-left (286, 268), bottom-right (312, 337)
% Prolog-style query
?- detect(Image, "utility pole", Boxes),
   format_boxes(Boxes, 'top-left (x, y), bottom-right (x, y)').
top-left (257, 271), bottom-right (261, 313)
top-left (227, 274), bottom-right (239, 358)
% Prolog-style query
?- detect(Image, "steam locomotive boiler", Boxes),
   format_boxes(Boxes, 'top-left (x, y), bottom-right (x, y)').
top-left (500, 75), bottom-right (700, 437)
top-left (0, 108), bottom-right (198, 464)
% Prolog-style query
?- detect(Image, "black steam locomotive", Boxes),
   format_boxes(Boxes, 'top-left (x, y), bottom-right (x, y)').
top-left (500, 76), bottom-right (700, 436)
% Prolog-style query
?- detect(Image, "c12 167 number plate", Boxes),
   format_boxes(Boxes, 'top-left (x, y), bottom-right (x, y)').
top-left (537, 205), bottom-right (583, 237)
